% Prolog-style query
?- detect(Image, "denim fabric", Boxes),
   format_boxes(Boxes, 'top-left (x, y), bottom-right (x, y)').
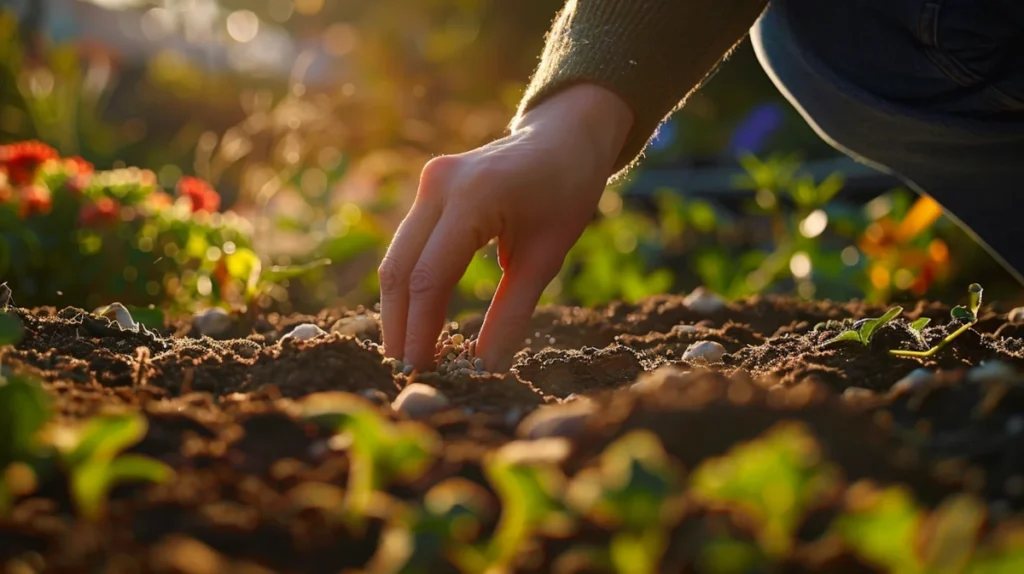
top-left (751, 0), bottom-right (1024, 282)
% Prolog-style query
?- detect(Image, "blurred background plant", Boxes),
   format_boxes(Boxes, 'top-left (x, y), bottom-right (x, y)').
top-left (0, 0), bottom-right (1018, 317)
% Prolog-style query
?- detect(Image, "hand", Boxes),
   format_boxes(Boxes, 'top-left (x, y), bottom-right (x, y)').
top-left (378, 84), bottom-right (634, 372)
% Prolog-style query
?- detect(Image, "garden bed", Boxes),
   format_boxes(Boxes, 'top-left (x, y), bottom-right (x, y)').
top-left (2, 288), bottom-right (1024, 573)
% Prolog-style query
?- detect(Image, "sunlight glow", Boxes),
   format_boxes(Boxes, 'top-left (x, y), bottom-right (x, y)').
top-left (226, 10), bottom-right (260, 43)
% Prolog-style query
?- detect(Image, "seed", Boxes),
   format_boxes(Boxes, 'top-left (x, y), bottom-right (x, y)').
top-left (682, 341), bottom-right (726, 364)
top-left (458, 368), bottom-right (473, 376)
top-left (446, 353), bottom-right (456, 361)
top-left (456, 359), bottom-right (471, 369)
top-left (474, 358), bottom-right (484, 371)
top-left (402, 364), bottom-right (414, 376)
top-left (451, 334), bottom-right (465, 345)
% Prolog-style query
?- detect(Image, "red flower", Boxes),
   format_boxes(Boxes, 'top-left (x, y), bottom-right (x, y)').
top-left (17, 185), bottom-right (52, 218)
top-left (64, 156), bottom-right (94, 175)
top-left (78, 197), bottom-right (120, 227)
top-left (0, 141), bottom-right (60, 185)
top-left (175, 176), bottom-right (221, 213)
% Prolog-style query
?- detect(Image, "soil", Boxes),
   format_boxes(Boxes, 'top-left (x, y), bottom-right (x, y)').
top-left (2, 293), bottom-right (1024, 573)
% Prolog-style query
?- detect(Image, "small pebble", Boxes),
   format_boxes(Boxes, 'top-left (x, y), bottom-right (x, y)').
top-left (281, 323), bottom-right (326, 342)
top-left (358, 389), bottom-right (391, 407)
top-left (682, 341), bottom-right (726, 364)
top-left (451, 333), bottom-right (465, 345)
top-left (392, 359), bottom-right (405, 373)
top-left (1009, 307), bottom-right (1024, 325)
top-left (330, 314), bottom-right (378, 338)
top-left (1006, 416), bottom-right (1024, 435)
top-left (446, 353), bottom-right (456, 361)
top-left (392, 383), bottom-right (450, 419)
top-left (456, 359), bottom-right (471, 370)
top-left (474, 358), bottom-right (485, 371)
top-left (457, 368), bottom-right (473, 376)
top-left (516, 402), bottom-right (595, 440)
top-left (683, 287), bottom-right (726, 314)
top-left (192, 307), bottom-right (233, 338)
top-left (402, 364), bottom-right (415, 377)
top-left (967, 361), bottom-right (1017, 384)
top-left (842, 387), bottom-right (875, 401)
top-left (889, 368), bottom-right (934, 395)
top-left (672, 324), bottom-right (698, 334)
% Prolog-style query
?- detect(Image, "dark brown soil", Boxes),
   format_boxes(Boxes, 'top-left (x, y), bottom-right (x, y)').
top-left (2, 292), bottom-right (1024, 573)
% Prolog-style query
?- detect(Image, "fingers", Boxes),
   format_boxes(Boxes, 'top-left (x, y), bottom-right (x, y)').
top-left (378, 199), bottom-right (442, 360)
top-left (402, 211), bottom-right (486, 370)
top-left (477, 242), bottom-right (565, 372)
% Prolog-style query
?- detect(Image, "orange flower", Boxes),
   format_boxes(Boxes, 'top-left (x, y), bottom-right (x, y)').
top-left (78, 197), bottom-right (120, 227)
top-left (0, 141), bottom-right (60, 185)
top-left (175, 176), bottom-right (221, 213)
top-left (17, 185), bottom-right (53, 218)
top-left (147, 191), bottom-right (175, 210)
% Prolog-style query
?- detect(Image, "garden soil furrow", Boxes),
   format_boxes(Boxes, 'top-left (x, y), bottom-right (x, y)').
top-left (3, 292), bottom-right (1024, 573)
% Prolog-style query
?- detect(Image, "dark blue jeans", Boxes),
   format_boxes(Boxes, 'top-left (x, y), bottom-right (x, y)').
top-left (752, 0), bottom-right (1024, 283)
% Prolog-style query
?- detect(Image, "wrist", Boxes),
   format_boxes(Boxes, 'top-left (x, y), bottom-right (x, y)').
top-left (512, 83), bottom-right (634, 172)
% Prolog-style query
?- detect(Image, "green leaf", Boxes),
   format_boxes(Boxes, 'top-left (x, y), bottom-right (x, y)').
top-left (71, 454), bottom-right (172, 520)
top-left (968, 283), bottom-right (983, 317)
top-left (951, 306), bottom-right (974, 321)
top-left (0, 312), bottom-right (22, 345)
top-left (125, 306), bottom-right (165, 331)
top-left (224, 247), bottom-right (262, 295)
top-left (861, 307), bottom-right (903, 344)
top-left (610, 530), bottom-right (663, 574)
top-left (909, 317), bottom-right (931, 331)
top-left (0, 376), bottom-right (52, 468)
top-left (260, 258), bottom-right (332, 283)
top-left (825, 330), bottom-right (864, 346)
top-left (64, 414), bottom-right (147, 469)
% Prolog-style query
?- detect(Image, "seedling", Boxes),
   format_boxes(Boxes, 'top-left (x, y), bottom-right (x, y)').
top-left (302, 393), bottom-right (440, 525)
top-left (50, 413), bottom-right (174, 520)
top-left (824, 306), bottom-right (904, 347)
top-left (453, 439), bottom-right (574, 573)
top-left (0, 374), bottom-right (52, 515)
top-left (565, 430), bottom-right (686, 574)
top-left (890, 283), bottom-right (983, 359)
top-left (224, 247), bottom-right (332, 311)
top-left (370, 477), bottom-right (493, 574)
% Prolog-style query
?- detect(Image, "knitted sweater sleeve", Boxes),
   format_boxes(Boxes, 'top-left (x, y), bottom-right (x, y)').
top-left (512, 0), bottom-right (769, 175)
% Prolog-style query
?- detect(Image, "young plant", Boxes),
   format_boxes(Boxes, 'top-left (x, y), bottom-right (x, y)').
top-left (302, 393), bottom-right (440, 524)
top-left (453, 438), bottom-right (575, 573)
top-left (370, 477), bottom-right (494, 574)
top-left (0, 373), bottom-right (52, 515)
top-left (565, 430), bottom-right (686, 574)
top-left (824, 306), bottom-right (904, 347)
top-left (221, 246), bottom-right (332, 312)
top-left (890, 283), bottom-right (983, 359)
top-left (49, 413), bottom-right (174, 520)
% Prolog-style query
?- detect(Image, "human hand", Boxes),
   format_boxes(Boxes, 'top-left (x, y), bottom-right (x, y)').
top-left (378, 83), bottom-right (634, 372)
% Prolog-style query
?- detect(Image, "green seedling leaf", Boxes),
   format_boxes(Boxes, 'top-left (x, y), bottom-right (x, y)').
top-left (910, 318), bottom-right (931, 331)
top-left (62, 413), bottom-right (147, 469)
top-left (0, 311), bottom-right (23, 346)
top-left (71, 453), bottom-right (173, 520)
top-left (0, 375), bottom-right (52, 468)
top-left (951, 306), bottom-right (974, 321)
top-left (825, 330), bottom-right (864, 346)
top-left (831, 484), bottom-right (923, 573)
top-left (860, 306), bottom-right (903, 344)
top-left (892, 284), bottom-right (985, 359)
top-left (260, 258), bottom-right (332, 283)
top-left (690, 422), bottom-right (840, 557)
top-left (969, 283), bottom-right (984, 316)
top-left (610, 530), bottom-right (665, 574)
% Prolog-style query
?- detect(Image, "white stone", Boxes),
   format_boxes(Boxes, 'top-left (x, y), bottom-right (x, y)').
top-left (672, 324), bottom-right (698, 334)
top-left (392, 383), bottom-right (450, 419)
top-left (192, 307), bottom-right (232, 337)
top-left (967, 361), bottom-right (1017, 384)
top-left (683, 287), bottom-right (726, 314)
top-left (889, 368), bottom-right (934, 395)
top-left (682, 341), bottom-right (726, 364)
top-left (1008, 306), bottom-right (1024, 325)
top-left (282, 323), bottom-right (327, 342)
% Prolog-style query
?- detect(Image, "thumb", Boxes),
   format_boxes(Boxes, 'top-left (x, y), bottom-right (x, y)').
top-left (476, 241), bottom-right (566, 372)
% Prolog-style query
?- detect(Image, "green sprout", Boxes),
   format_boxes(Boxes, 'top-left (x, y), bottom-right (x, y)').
top-left (302, 393), bottom-right (440, 525)
top-left (565, 430), bottom-right (686, 574)
top-left (453, 438), bottom-right (575, 573)
top-left (0, 374), bottom-right (52, 515)
top-left (224, 247), bottom-right (332, 310)
top-left (0, 310), bottom-right (22, 347)
top-left (890, 283), bottom-right (983, 359)
top-left (51, 413), bottom-right (174, 520)
top-left (689, 422), bottom-right (841, 558)
top-left (370, 477), bottom-right (493, 574)
top-left (824, 306), bottom-right (904, 347)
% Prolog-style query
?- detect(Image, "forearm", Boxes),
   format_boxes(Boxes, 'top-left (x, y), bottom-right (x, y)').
top-left (513, 0), bottom-right (769, 176)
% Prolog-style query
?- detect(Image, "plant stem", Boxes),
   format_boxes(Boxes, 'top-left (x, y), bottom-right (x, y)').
top-left (889, 321), bottom-right (975, 359)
